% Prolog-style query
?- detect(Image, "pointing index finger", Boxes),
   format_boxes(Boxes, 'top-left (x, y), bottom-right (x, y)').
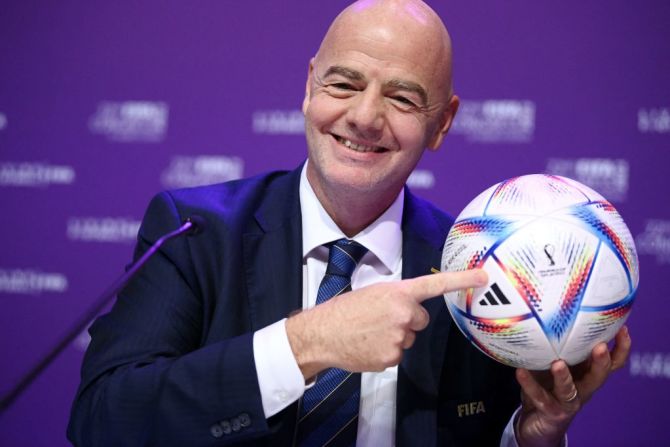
top-left (406, 269), bottom-right (488, 303)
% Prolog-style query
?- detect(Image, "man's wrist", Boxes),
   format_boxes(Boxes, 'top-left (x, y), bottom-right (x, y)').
top-left (285, 309), bottom-right (327, 381)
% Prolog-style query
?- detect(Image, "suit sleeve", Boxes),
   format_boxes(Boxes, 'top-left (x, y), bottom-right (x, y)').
top-left (67, 192), bottom-right (270, 446)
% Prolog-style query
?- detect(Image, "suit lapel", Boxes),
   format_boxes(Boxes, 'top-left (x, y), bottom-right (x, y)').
top-left (240, 168), bottom-right (304, 444)
top-left (243, 168), bottom-right (304, 330)
top-left (396, 190), bottom-right (453, 447)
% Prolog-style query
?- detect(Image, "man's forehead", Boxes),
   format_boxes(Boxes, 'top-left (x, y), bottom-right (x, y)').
top-left (314, 29), bottom-right (438, 83)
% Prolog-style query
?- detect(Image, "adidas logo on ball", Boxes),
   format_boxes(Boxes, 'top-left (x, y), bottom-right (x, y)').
top-left (478, 283), bottom-right (510, 306)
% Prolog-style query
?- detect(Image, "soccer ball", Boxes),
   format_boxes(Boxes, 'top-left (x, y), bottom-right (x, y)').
top-left (441, 174), bottom-right (639, 370)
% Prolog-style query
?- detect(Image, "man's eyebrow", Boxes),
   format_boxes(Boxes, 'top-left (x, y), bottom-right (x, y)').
top-left (386, 79), bottom-right (428, 106)
top-left (323, 65), bottom-right (365, 81)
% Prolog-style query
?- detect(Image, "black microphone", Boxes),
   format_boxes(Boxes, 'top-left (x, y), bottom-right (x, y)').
top-left (183, 214), bottom-right (206, 236)
top-left (0, 215), bottom-right (207, 414)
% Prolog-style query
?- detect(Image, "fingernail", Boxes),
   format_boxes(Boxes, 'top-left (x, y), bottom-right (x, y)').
top-left (595, 343), bottom-right (608, 358)
top-left (475, 270), bottom-right (488, 286)
top-left (552, 359), bottom-right (567, 373)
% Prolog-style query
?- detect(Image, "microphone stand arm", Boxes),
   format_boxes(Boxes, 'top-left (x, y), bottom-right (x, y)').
top-left (0, 219), bottom-right (195, 414)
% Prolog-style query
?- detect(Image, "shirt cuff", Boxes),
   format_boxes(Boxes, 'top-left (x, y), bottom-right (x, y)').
top-left (500, 407), bottom-right (568, 447)
top-left (253, 318), bottom-right (306, 418)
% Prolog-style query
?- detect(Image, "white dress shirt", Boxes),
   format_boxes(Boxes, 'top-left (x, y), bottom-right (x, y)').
top-left (253, 163), bottom-right (522, 446)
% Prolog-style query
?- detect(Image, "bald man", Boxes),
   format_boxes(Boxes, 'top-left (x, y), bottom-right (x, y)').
top-left (68, 1), bottom-right (630, 446)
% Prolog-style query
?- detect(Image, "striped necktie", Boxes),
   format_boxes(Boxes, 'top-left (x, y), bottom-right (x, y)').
top-left (297, 238), bottom-right (368, 447)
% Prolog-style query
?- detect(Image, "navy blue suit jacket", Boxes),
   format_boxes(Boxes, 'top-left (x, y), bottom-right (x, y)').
top-left (68, 166), bottom-right (519, 446)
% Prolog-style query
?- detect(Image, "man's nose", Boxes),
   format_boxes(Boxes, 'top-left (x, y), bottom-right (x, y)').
top-left (346, 89), bottom-right (385, 139)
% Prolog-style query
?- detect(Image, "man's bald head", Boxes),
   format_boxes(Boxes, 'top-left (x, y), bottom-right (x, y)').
top-left (301, 0), bottom-right (460, 235)
top-left (316, 0), bottom-right (454, 98)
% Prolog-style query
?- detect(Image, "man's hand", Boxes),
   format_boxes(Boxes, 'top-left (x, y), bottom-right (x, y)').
top-left (514, 326), bottom-right (632, 447)
top-left (285, 269), bottom-right (487, 380)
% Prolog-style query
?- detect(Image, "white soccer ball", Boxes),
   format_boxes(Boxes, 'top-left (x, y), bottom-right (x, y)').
top-left (441, 174), bottom-right (639, 370)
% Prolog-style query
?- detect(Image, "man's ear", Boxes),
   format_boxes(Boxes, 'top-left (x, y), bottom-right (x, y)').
top-left (427, 94), bottom-right (460, 150)
top-left (302, 58), bottom-right (316, 115)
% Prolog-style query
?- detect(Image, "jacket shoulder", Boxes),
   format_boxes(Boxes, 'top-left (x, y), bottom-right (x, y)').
top-left (403, 189), bottom-right (455, 248)
top-left (140, 168), bottom-right (300, 236)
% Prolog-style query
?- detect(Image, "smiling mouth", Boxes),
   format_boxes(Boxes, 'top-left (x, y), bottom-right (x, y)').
top-left (333, 134), bottom-right (388, 153)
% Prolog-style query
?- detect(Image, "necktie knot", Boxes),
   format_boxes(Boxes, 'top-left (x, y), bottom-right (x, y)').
top-left (325, 239), bottom-right (368, 278)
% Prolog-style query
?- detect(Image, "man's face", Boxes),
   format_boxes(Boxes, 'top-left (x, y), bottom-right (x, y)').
top-left (303, 13), bottom-right (457, 203)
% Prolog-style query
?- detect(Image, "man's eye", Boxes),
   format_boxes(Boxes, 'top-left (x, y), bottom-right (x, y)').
top-left (331, 83), bottom-right (354, 90)
top-left (393, 96), bottom-right (416, 107)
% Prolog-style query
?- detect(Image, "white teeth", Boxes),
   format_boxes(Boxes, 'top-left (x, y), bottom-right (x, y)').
top-left (338, 136), bottom-right (379, 152)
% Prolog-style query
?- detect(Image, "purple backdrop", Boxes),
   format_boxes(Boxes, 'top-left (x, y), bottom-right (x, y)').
top-left (1, 1), bottom-right (669, 445)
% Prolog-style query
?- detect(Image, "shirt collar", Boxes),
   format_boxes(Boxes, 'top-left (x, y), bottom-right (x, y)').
top-left (299, 162), bottom-right (403, 274)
